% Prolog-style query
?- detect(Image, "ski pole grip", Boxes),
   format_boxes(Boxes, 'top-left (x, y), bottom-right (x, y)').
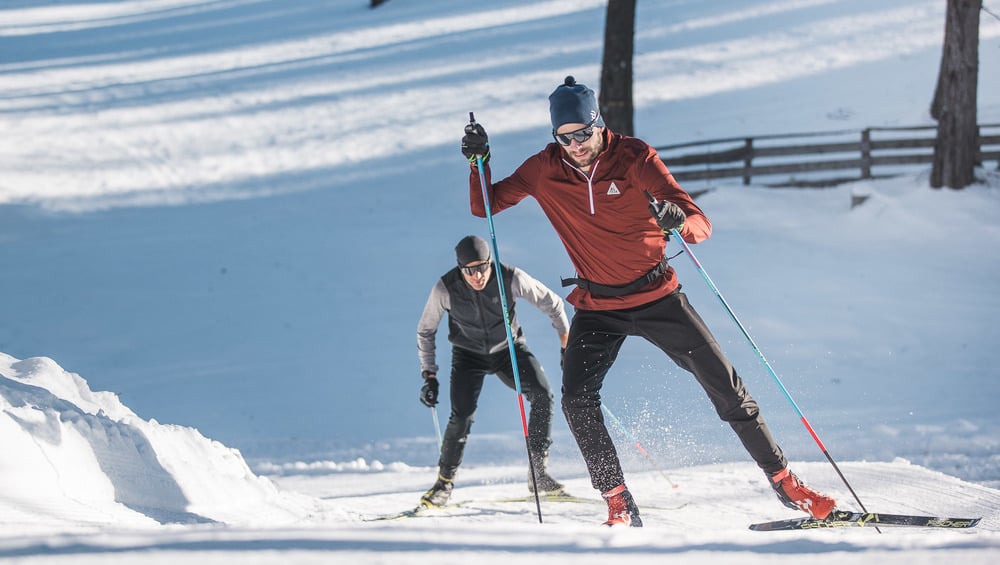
top-left (469, 111), bottom-right (476, 125)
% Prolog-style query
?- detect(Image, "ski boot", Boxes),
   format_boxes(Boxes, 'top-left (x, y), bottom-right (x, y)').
top-left (601, 484), bottom-right (643, 527)
top-left (419, 474), bottom-right (454, 508)
top-left (770, 467), bottom-right (836, 519)
top-left (528, 451), bottom-right (567, 495)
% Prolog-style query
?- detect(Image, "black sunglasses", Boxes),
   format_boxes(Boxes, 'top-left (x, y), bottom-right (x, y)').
top-left (461, 262), bottom-right (491, 276)
top-left (553, 118), bottom-right (599, 146)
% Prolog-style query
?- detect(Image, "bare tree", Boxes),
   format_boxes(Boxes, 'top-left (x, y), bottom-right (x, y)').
top-left (599, 0), bottom-right (636, 136)
top-left (930, 0), bottom-right (981, 189)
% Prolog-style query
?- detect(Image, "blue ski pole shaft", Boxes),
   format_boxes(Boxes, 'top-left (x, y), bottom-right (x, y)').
top-left (601, 405), bottom-right (678, 488)
top-left (471, 112), bottom-right (542, 523)
top-left (430, 406), bottom-right (442, 450)
top-left (651, 199), bottom-right (872, 517)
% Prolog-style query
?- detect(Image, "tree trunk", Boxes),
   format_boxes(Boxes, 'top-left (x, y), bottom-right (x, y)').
top-left (930, 0), bottom-right (980, 189)
top-left (599, 0), bottom-right (636, 136)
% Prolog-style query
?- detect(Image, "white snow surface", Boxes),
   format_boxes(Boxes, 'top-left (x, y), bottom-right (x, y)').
top-left (1, 0), bottom-right (1000, 563)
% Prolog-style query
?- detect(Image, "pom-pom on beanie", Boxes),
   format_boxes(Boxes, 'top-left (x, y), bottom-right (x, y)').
top-left (548, 76), bottom-right (604, 131)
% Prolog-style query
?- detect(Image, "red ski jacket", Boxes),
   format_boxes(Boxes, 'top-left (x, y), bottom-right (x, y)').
top-left (470, 129), bottom-right (711, 311)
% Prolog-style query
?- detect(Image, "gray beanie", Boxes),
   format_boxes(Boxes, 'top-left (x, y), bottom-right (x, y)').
top-left (549, 76), bottom-right (604, 131)
top-left (455, 235), bottom-right (491, 266)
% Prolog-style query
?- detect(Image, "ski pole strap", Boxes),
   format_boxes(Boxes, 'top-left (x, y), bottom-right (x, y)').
top-left (561, 255), bottom-right (669, 297)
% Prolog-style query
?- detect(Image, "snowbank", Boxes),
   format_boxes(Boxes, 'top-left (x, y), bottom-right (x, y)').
top-left (0, 352), bottom-right (315, 531)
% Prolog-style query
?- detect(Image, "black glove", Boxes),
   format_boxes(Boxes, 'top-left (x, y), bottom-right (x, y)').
top-left (462, 122), bottom-right (490, 165)
top-left (419, 376), bottom-right (439, 407)
top-left (648, 197), bottom-right (686, 232)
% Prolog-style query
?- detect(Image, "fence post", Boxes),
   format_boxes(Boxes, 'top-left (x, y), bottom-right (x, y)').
top-left (975, 125), bottom-right (983, 168)
top-left (742, 138), bottom-right (753, 185)
top-left (990, 125), bottom-right (1000, 171)
top-left (860, 129), bottom-right (872, 179)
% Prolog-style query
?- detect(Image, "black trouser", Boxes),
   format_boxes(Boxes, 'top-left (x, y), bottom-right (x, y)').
top-left (438, 343), bottom-right (555, 477)
top-left (561, 291), bottom-right (787, 492)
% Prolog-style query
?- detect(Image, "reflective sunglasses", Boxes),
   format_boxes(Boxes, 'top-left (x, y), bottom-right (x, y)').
top-left (461, 262), bottom-right (491, 276)
top-left (553, 119), bottom-right (599, 146)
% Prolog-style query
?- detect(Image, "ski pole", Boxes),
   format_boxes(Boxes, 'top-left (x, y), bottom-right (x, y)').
top-left (430, 406), bottom-right (443, 450)
top-left (601, 404), bottom-right (678, 488)
top-left (646, 191), bottom-right (873, 521)
top-left (471, 112), bottom-right (543, 523)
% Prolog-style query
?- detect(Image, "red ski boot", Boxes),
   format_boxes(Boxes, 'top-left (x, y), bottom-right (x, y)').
top-left (601, 484), bottom-right (643, 527)
top-left (770, 467), bottom-right (836, 519)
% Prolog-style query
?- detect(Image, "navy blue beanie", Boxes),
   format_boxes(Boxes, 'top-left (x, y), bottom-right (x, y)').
top-left (548, 76), bottom-right (604, 131)
top-left (455, 235), bottom-right (491, 266)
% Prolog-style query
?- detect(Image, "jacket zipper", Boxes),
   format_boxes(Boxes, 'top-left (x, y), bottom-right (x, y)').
top-left (563, 158), bottom-right (601, 215)
top-left (473, 288), bottom-right (491, 353)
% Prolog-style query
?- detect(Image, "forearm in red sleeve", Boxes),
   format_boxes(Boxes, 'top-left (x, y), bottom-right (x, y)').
top-left (469, 165), bottom-right (491, 218)
top-left (469, 161), bottom-right (534, 218)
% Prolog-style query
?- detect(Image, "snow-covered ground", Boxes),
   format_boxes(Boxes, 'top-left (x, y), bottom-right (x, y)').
top-left (1, 0), bottom-right (999, 562)
top-left (3, 351), bottom-right (999, 563)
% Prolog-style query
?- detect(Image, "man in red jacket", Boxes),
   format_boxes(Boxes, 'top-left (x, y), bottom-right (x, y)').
top-left (462, 76), bottom-right (836, 527)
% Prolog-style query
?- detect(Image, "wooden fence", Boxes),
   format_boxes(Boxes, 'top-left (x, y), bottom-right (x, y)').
top-left (656, 123), bottom-right (1000, 187)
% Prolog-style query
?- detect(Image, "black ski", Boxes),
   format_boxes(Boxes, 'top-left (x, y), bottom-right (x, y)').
top-left (364, 505), bottom-right (430, 521)
top-left (750, 510), bottom-right (981, 531)
top-left (364, 493), bottom-right (589, 522)
top-left (488, 493), bottom-right (597, 504)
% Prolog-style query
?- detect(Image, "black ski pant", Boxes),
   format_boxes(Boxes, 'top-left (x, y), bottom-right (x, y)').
top-left (561, 290), bottom-right (787, 492)
top-left (438, 343), bottom-right (554, 477)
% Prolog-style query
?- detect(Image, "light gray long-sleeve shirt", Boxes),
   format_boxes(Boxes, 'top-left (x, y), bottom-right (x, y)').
top-left (417, 265), bottom-right (569, 375)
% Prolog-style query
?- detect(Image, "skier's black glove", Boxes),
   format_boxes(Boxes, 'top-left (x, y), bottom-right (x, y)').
top-left (462, 122), bottom-right (490, 165)
top-left (648, 197), bottom-right (686, 233)
top-left (419, 376), bottom-right (439, 407)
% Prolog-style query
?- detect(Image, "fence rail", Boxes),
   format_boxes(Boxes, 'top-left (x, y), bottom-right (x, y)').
top-left (655, 124), bottom-right (1000, 187)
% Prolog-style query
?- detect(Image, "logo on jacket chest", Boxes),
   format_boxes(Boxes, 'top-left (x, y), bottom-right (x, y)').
top-left (605, 181), bottom-right (622, 196)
